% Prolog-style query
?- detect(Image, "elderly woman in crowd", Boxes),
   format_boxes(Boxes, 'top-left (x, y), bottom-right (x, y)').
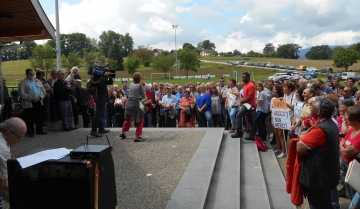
top-left (225, 78), bottom-right (240, 133)
top-left (340, 106), bottom-right (360, 199)
top-left (210, 86), bottom-right (223, 127)
top-left (178, 90), bottom-right (195, 127)
top-left (271, 85), bottom-right (287, 159)
top-left (119, 72), bottom-right (147, 142)
top-left (196, 84), bottom-right (213, 127)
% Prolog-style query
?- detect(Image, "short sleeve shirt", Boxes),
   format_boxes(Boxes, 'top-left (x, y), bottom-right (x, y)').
top-left (256, 91), bottom-right (268, 113)
top-left (300, 124), bottom-right (327, 150)
top-left (0, 133), bottom-right (10, 180)
top-left (341, 128), bottom-right (360, 163)
top-left (243, 82), bottom-right (256, 107)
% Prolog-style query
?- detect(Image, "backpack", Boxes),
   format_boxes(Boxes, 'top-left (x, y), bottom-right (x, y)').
top-left (86, 81), bottom-right (98, 96)
top-left (255, 136), bottom-right (268, 152)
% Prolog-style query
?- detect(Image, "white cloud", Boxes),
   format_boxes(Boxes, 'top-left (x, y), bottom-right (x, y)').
top-left (240, 13), bottom-right (252, 24)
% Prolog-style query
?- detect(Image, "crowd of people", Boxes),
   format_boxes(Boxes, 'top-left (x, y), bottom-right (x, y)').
top-left (3, 67), bottom-right (360, 208)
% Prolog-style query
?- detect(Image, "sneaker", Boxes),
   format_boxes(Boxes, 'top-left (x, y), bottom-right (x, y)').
top-left (99, 129), bottom-right (110, 134)
top-left (134, 137), bottom-right (145, 142)
top-left (277, 152), bottom-right (287, 159)
top-left (231, 131), bottom-right (243, 138)
top-left (119, 133), bottom-right (127, 139)
top-left (274, 150), bottom-right (280, 155)
top-left (90, 132), bottom-right (102, 137)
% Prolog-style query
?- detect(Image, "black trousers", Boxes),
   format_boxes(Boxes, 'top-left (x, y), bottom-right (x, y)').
top-left (254, 111), bottom-right (267, 139)
top-left (212, 114), bottom-right (223, 127)
top-left (117, 107), bottom-right (124, 127)
top-left (303, 186), bottom-right (333, 209)
top-left (73, 104), bottom-right (90, 127)
top-left (164, 110), bottom-right (176, 127)
top-left (23, 101), bottom-right (44, 134)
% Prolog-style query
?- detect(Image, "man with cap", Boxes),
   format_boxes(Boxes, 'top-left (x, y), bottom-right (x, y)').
top-left (71, 79), bottom-right (90, 128)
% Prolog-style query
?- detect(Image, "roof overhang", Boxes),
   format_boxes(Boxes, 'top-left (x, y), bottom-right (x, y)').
top-left (0, 0), bottom-right (55, 43)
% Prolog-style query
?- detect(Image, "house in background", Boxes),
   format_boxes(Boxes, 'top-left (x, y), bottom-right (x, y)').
top-left (153, 48), bottom-right (164, 56)
top-left (199, 50), bottom-right (216, 57)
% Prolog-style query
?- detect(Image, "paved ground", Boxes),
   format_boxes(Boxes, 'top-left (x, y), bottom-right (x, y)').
top-left (9, 128), bottom-right (205, 209)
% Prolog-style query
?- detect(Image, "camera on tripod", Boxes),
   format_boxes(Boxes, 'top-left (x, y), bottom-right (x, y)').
top-left (87, 65), bottom-right (116, 80)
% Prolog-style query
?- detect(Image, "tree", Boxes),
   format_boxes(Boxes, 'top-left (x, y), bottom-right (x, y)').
top-left (178, 48), bottom-right (200, 76)
top-left (349, 42), bottom-right (360, 58)
top-left (67, 52), bottom-right (81, 69)
top-left (123, 57), bottom-right (141, 75)
top-left (305, 45), bottom-right (332, 60)
top-left (183, 43), bottom-right (195, 50)
top-left (122, 33), bottom-right (134, 57)
top-left (198, 39), bottom-right (216, 50)
top-left (84, 50), bottom-right (106, 68)
top-left (151, 54), bottom-right (175, 76)
top-left (233, 49), bottom-right (242, 56)
top-left (61, 54), bottom-right (70, 71)
top-left (29, 44), bottom-right (56, 76)
top-left (263, 43), bottom-right (276, 57)
top-left (277, 43), bottom-right (302, 59)
top-left (132, 45), bottom-right (154, 62)
top-left (332, 48), bottom-right (359, 71)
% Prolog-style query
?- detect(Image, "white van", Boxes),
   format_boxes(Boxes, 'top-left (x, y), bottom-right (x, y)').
top-left (341, 72), bottom-right (356, 80)
top-left (268, 73), bottom-right (287, 80)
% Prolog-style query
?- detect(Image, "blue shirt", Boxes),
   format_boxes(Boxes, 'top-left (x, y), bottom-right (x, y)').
top-left (27, 78), bottom-right (41, 98)
top-left (162, 94), bottom-right (177, 105)
top-left (175, 91), bottom-right (184, 110)
top-left (322, 86), bottom-right (333, 94)
top-left (196, 93), bottom-right (212, 111)
top-left (122, 89), bottom-right (129, 95)
top-left (339, 96), bottom-right (356, 102)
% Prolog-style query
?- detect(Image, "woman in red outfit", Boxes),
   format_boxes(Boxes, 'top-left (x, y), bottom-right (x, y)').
top-left (178, 90), bottom-right (195, 127)
top-left (340, 106), bottom-right (360, 198)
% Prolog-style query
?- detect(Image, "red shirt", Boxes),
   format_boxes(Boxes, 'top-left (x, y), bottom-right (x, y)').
top-left (243, 82), bottom-right (256, 107)
top-left (342, 128), bottom-right (360, 163)
top-left (145, 91), bottom-right (153, 113)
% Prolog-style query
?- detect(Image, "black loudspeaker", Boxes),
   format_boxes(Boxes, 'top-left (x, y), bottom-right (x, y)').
top-left (7, 145), bottom-right (118, 209)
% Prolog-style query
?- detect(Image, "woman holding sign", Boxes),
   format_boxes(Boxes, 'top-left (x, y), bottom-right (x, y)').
top-left (270, 85), bottom-right (287, 159)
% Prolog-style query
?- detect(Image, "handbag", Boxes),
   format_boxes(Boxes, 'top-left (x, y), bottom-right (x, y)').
top-left (345, 158), bottom-right (360, 193)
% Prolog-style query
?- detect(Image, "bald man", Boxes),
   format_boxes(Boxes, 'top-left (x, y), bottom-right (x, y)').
top-left (0, 117), bottom-right (27, 207)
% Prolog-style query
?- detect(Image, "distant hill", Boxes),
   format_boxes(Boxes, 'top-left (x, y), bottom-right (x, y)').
top-left (298, 45), bottom-right (350, 60)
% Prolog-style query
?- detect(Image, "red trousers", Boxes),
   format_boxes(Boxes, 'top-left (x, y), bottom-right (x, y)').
top-left (122, 118), bottom-right (144, 136)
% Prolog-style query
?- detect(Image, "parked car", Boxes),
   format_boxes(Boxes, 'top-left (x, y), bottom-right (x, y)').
top-left (266, 62), bottom-right (276, 68)
top-left (285, 65), bottom-right (295, 70)
top-left (306, 67), bottom-right (318, 72)
top-left (328, 73), bottom-right (341, 80)
top-left (354, 74), bottom-right (360, 81)
top-left (232, 61), bottom-right (239, 65)
top-left (276, 65), bottom-right (285, 69)
top-left (259, 63), bottom-right (267, 67)
top-left (273, 75), bottom-right (292, 82)
top-left (306, 71), bottom-right (317, 78)
top-left (296, 65), bottom-right (307, 71)
top-left (341, 72), bottom-right (357, 80)
top-left (239, 61), bottom-right (245, 65)
top-left (268, 73), bottom-right (288, 80)
top-left (320, 67), bottom-right (333, 73)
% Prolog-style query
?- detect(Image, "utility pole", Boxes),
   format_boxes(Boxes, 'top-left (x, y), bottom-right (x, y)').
top-left (55, 0), bottom-right (62, 70)
top-left (172, 25), bottom-right (178, 76)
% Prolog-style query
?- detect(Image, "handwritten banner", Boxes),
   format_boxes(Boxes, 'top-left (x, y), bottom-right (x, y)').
top-left (271, 98), bottom-right (291, 130)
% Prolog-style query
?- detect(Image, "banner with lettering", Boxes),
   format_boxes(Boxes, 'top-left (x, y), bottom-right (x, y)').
top-left (271, 98), bottom-right (291, 130)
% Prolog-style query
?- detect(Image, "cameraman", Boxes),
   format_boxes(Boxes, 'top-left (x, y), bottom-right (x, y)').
top-left (90, 71), bottom-right (113, 137)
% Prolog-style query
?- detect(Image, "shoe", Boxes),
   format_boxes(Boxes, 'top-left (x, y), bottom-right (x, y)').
top-left (75, 125), bottom-right (79, 129)
top-left (37, 131), bottom-right (48, 135)
top-left (134, 137), bottom-right (145, 142)
top-left (231, 131), bottom-right (243, 138)
top-left (228, 128), bottom-right (235, 134)
top-left (28, 133), bottom-right (35, 137)
top-left (63, 128), bottom-right (71, 131)
top-left (277, 153), bottom-right (287, 159)
top-left (99, 129), bottom-right (110, 134)
top-left (90, 132), bottom-right (102, 137)
top-left (244, 137), bottom-right (255, 141)
top-left (274, 149), bottom-right (280, 155)
top-left (69, 127), bottom-right (75, 130)
top-left (119, 133), bottom-right (127, 139)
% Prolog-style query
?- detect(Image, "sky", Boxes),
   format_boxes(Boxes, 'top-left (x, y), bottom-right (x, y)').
top-left (38, 0), bottom-right (360, 53)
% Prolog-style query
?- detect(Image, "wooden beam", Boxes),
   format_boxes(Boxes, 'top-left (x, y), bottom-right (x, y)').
top-left (0, 27), bottom-right (45, 37)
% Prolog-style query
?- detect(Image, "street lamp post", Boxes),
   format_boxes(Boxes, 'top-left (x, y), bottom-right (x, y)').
top-left (55, 0), bottom-right (62, 71)
top-left (172, 25), bottom-right (178, 76)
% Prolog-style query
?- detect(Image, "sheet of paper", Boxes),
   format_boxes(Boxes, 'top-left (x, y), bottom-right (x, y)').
top-left (17, 148), bottom-right (71, 168)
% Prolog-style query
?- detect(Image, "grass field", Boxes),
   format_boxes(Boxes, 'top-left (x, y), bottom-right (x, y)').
top-left (1, 57), bottom-right (353, 87)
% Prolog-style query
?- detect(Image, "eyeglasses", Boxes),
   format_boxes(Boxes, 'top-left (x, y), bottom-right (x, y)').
top-left (219, 81), bottom-right (224, 82)
top-left (10, 130), bottom-right (23, 140)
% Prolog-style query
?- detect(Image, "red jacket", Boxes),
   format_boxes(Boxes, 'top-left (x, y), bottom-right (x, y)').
top-left (286, 138), bottom-right (304, 206)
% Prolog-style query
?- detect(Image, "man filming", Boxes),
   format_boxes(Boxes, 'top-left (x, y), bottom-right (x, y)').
top-left (90, 71), bottom-right (113, 137)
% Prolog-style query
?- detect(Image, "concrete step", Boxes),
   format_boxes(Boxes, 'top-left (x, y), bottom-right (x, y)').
top-left (259, 141), bottom-right (296, 209)
top-left (205, 131), bottom-right (240, 209)
top-left (240, 139), bottom-right (271, 209)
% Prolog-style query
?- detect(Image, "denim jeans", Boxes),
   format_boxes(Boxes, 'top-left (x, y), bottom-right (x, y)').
top-left (43, 95), bottom-right (50, 123)
top-left (235, 106), bottom-right (255, 137)
top-left (145, 112), bottom-right (152, 127)
top-left (204, 110), bottom-right (213, 127)
top-left (228, 106), bottom-right (238, 127)
top-left (92, 100), bottom-right (106, 132)
top-left (106, 115), bottom-right (117, 127)
top-left (59, 100), bottom-right (74, 129)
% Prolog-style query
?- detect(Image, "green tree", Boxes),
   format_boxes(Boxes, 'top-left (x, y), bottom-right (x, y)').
top-left (277, 43), bottom-right (301, 59)
top-left (178, 48), bottom-right (200, 76)
top-left (151, 55), bottom-right (175, 76)
top-left (67, 52), bottom-right (81, 69)
top-left (61, 54), bottom-right (70, 71)
top-left (183, 43), bottom-right (196, 50)
top-left (305, 45), bottom-right (332, 60)
top-left (83, 50), bottom-right (106, 68)
top-left (132, 45), bottom-right (154, 62)
top-left (233, 49), bottom-right (242, 56)
top-left (332, 48), bottom-right (359, 71)
top-left (198, 39), bottom-right (216, 50)
top-left (349, 42), bottom-right (360, 58)
top-left (123, 57), bottom-right (141, 75)
top-left (29, 44), bottom-right (56, 76)
top-left (263, 43), bottom-right (276, 57)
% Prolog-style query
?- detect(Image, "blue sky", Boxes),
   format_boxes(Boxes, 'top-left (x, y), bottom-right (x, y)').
top-left (38, 0), bottom-right (360, 53)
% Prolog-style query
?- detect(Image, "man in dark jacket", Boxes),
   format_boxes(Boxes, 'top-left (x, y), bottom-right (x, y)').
top-left (71, 79), bottom-right (90, 128)
top-left (53, 70), bottom-right (75, 131)
top-left (297, 98), bottom-right (339, 209)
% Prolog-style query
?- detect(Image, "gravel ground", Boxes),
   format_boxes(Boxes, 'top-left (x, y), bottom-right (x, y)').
top-left (8, 129), bottom-right (205, 209)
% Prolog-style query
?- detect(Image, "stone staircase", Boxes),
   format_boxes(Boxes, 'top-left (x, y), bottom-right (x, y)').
top-left (166, 130), bottom-right (296, 209)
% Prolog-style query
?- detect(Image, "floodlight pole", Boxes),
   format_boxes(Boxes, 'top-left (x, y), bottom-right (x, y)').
top-left (172, 25), bottom-right (178, 76)
top-left (55, 0), bottom-right (62, 71)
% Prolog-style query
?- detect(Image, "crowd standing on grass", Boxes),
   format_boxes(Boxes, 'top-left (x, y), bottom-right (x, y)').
top-left (3, 67), bottom-right (360, 208)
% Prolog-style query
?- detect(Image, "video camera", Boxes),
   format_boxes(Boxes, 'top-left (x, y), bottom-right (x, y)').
top-left (87, 65), bottom-right (116, 80)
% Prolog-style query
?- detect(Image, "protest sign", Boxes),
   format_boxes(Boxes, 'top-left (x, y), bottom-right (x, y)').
top-left (271, 98), bottom-right (291, 130)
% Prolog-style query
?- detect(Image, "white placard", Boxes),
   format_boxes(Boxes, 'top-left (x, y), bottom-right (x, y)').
top-left (271, 98), bottom-right (291, 130)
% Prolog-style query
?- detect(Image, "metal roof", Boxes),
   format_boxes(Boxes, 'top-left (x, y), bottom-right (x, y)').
top-left (0, 0), bottom-right (55, 43)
